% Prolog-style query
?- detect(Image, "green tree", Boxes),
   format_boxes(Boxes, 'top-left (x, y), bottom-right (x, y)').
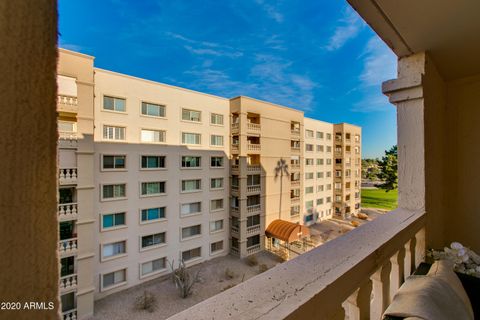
top-left (378, 145), bottom-right (398, 191)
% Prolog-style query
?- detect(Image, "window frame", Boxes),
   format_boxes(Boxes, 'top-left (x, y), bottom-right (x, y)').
top-left (101, 240), bottom-right (127, 262)
top-left (210, 177), bottom-right (224, 190)
top-left (140, 232), bottom-right (167, 252)
top-left (100, 212), bottom-right (127, 232)
top-left (101, 268), bottom-right (127, 291)
top-left (181, 156), bottom-right (202, 169)
top-left (139, 257), bottom-right (167, 279)
top-left (140, 101), bottom-right (166, 118)
top-left (181, 132), bottom-right (201, 145)
top-left (139, 207), bottom-right (166, 225)
top-left (101, 154), bottom-right (127, 172)
top-left (180, 201), bottom-right (202, 217)
top-left (181, 108), bottom-right (202, 123)
top-left (140, 128), bottom-right (166, 144)
top-left (139, 181), bottom-right (166, 198)
top-left (210, 113), bottom-right (224, 126)
top-left (103, 95), bottom-right (126, 113)
top-left (180, 179), bottom-right (202, 193)
top-left (140, 155), bottom-right (166, 170)
top-left (101, 183), bottom-right (127, 202)
top-left (102, 124), bottom-right (126, 141)
top-left (210, 198), bottom-right (224, 212)
top-left (180, 224), bottom-right (202, 241)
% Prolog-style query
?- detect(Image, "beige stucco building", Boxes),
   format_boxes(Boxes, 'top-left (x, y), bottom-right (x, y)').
top-left (56, 48), bottom-right (361, 319)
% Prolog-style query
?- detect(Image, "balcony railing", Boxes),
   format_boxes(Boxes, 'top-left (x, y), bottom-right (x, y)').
top-left (59, 168), bottom-right (77, 185)
top-left (231, 144), bottom-right (239, 152)
top-left (62, 309), bottom-right (77, 320)
top-left (247, 122), bottom-right (261, 132)
top-left (59, 131), bottom-right (78, 149)
top-left (57, 95), bottom-right (78, 113)
top-left (231, 226), bottom-right (239, 234)
top-left (231, 185), bottom-right (239, 192)
top-left (59, 238), bottom-right (78, 255)
top-left (231, 164), bottom-right (239, 171)
top-left (169, 208), bottom-right (426, 320)
top-left (58, 203), bottom-right (78, 221)
top-left (291, 129), bottom-right (300, 136)
top-left (291, 180), bottom-right (300, 187)
top-left (290, 196), bottom-right (300, 203)
top-left (246, 244), bottom-right (261, 255)
top-left (231, 247), bottom-right (240, 256)
top-left (247, 164), bottom-right (261, 172)
top-left (231, 122), bottom-right (239, 132)
top-left (231, 206), bottom-right (240, 214)
top-left (246, 225), bottom-right (261, 234)
top-left (247, 204), bottom-right (261, 213)
top-left (247, 185), bottom-right (261, 194)
top-left (247, 143), bottom-right (260, 152)
top-left (290, 164), bottom-right (300, 170)
top-left (291, 146), bottom-right (300, 152)
top-left (60, 274), bottom-right (77, 292)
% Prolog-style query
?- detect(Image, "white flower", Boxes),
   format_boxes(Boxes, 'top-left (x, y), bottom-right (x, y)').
top-left (451, 242), bottom-right (464, 250)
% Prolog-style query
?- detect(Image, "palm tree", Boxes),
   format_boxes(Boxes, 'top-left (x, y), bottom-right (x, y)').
top-left (274, 158), bottom-right (289, 219)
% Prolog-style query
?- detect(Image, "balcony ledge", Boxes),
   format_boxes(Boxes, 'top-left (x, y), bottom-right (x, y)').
top-left (168, 208), bottom-right (425, 320)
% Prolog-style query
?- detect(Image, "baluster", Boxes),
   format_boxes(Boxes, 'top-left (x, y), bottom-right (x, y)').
top-left (370, 262), bottom-right (391, 320)
top-left (404, 239), bottom-right (414, 281)
top-left (389, 247), bottom-right (405, 303)
top-left (343, 280), bottom-right (372, 320)
top-left (414, 228), bottom-right (426, 268)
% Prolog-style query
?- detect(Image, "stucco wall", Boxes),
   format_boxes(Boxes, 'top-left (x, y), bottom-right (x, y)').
top-left (0, 1), bottom-right (59, 319)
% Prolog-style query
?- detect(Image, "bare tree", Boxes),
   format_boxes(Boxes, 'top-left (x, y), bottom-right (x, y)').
top-left (168, 259), bottom-right (201, 298)
top-left (274, 158), bottom-right (289, 219)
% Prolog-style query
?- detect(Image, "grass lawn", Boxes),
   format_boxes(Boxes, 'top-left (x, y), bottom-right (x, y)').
top-left (361, 188), bottom-right (398, 210)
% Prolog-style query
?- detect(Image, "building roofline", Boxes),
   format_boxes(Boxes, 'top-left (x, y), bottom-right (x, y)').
top-left (334, 122), bottom-right (362, 129)
top-left (94, 67), bottom-right (229, 101)
top-left (59, 48), bottom-right (95, 60)
top-left (230, 95), bottom-right (305, 114)
top-left (304, 117), bottom-right (334, 126)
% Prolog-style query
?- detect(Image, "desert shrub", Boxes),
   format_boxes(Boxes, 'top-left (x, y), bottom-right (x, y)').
top-left (357, 213), bottom-right (368, 220)
top-left (351, 221), bottom-right (360, 227)
top-left (246, 255), bottom-right (258, 266)
top-left (224, 267), bottom-right (235, 279)
top-left (258, 264), bottom-right (269, 273)
top-left (135, 290), bottom-right (156, 313)
top-left (168, 259), bottom-right (201, 298)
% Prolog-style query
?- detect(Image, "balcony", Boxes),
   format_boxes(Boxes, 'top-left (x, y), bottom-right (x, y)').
top-left (57, 95), bottom-right (78, 113)
top-left (247, 164), bottom-right (261, 173)
top-left (247, 185), bottom-right (261, 194)
top-left (231, 247), bottom-right (240, 256)
top-left (290, 196), bottom-right (300, 204)
top-left (231, 164), bottom-right (239, 173)
top-left (247, 204), bottom-right (261, 213)
top-left (290, 163), bottom-right (300, 170)
top-left (291, 146), bottom-right (300, 153)
top-left (231, 226), bottom-right (239, 234)
top-left (291, 180), bottom-right (300, 187)
top-left (58, 203), bottom-right (78, 221)
top-left (60, 274), bottom-right (77, 292)
top-left (58, 131), bottom-right (78, 149)
top-left (231, 144), bottom-right (239, 153)
top-left (62, 309), bottom-right (77, 320)
top-left (231, 206), bottom-right (240, 214)
top-left (291, 129), bottom-right (301, 136)
top-left (59, 168), bottom-right (77, 185)
top-left (246, 244), bottom-right (261, 255)
top-left (247, 143), bottom-right (261, 152)
top-left (247, 122), bottom-right (261, 133)
top-left (231, 185), bottom-right (239, 193)
top-left (231, 122), bottom-right (239, 134)
top-left (246, 225), bottom-right (261, 235)
top-left (59, 238), bottom-right (78, 256)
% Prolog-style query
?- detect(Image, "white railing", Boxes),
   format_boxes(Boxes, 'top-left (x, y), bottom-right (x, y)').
top-left (59, 238), bottom-right (78, 255)
top-left (60, 274), bottom-right (78, 291)
top-left (59, 168), bottom-right (77, 185)
top-left (246, 244), bottom-right (261, 255)
top-left (231, 247), bottom-right (240, 256)
top-left (291, 180), bottom-right (300, 187)
top-left (247, 165), bottom-right (261, 172)
top-left (291, 146), bottom-right (300, 152)
top-left (290, 164), bottom-right (300, 170)
top-left (247, 122), bottom-right (261, 131)
top-left (231, 185), bottom-right (239, 192)
top-left (247, 143), bottom-right (260, 151)
top-left (291, 197), bottom-right (300, 203)
top-left (247, 185), bottom-right (261, 193)
top-left (291, 129), bottom-right (300, 136)
top-left (231, 122), bottom-right (239, 131)
top-left (57, 95), bottom-right (78, 113)
top-left (231, 226), bottom-right (239, 234)
top-left (62, 309), bottom-right (77, 320)
top-left (58, 131), bottom-right (78, 149)
top-left (247, 204), bottom-right (261, 213)
top-left (231, 207), bottom-right (239, 214)
top-left (231, 144), bottom-right (239, 152)
top-left (246, 225), bottom-right (261, 234)
top-left (231, 164), bottom-right (239, 171)
top-left (58, 203), bottom-right (78, 221)
top-left (168, 208), bottom-right (426, 320)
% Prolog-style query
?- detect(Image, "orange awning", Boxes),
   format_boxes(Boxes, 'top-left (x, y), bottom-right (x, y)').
top-left (265, 219), bottom-right (310, 243)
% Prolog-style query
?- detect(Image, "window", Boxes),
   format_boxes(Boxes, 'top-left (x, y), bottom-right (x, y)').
top-left (326, 133), bottom-right (332, 140)
top-left (247, 174), bottom-right (261, 186)
top-left (317, 145), bottom-right (324, 152)
top-left (231, 175), bottom-right (239, 188)
top-left (141, 129), bottom-right (165, 143)
top-left (316, 131), bottom-right (324, 139)
top-left (326, 172), bottom-right (332, 178)
top-left (317, 185), bottom-right (324, 192)
top-left (210, 135), bottom-right (224, 146)
top-left (102, 212), bottom-right (126, 229)
top-left (306, 158), bottom-right (314, 166)
top-left (317, 198), bottom-right (324, 205)
top-left (103, 125), bottom-right (125, 141)
top-left (355, 146), bottom-right (360, 154)
top-left (141, 156), bottom-right (165, 169)
top-left (346, 133), bottom-right (351, 141)
top-left (103, 269), bottom-right (126, 289)
top-left (231, 196), bottom-right (239, 208)
top-left (141, 232), bottom-right (166, 249)
top-left (211, 178), bottom-right (224, 189)
top-left (103, 155), bottom-right (126, 170)
top-left (326, 159), bottom-right (332, 165)
top-left (326, 196), bottom-right (332, 203)
top-left (335, 183), bottom-right (342, 190)
top-left (306, 200), bottom-right (314, 212)
top-left (317, 172), bottom-right (324, 179)
top-left (305, 130), bottom-right (314, 138)
top-left (182, 132), bottom-right (201, 145)
top-left (181, 156), bottom-right (201, 168)
top-left (103, 96), bottom-right (126, 112)
top-left (182, 108), bottom-right (201, 122)
top-left (141, 257), bottom-right (166, 276)
top-left (182, 225), bottom-right (201, 239)
top-left (211, 156), bottom-right (224, 167)
top-left (306, 144), bottom-right (314, 152)
top-left (355, 134), bottom-right (360, 142)
top-left (305, 172), bottom-right (314, 180)
top-left (336, 195), bottom-right (342, 202)
top-left (290, 205), bottom-right (300, 216)
top-left (327, 184), bottom-right (332, 190)
top-left (141, 207), bottom-right (165, 222)
top-left (336, 158), bottom-right (342, 164)
top-left (317, 158), bottom-right (324, 165)
top-left (103, 241), bottom-right (126, 259)
top-left (291, 140), bottom-right (300, 149)
top-left (247, 235), bottom-right (260, 248)
top-left (247, 194), bottom-right (261, 206)
top-left (181, 179), bottom-right (201, 192)
top-left (210, 219), bottom-right (224, 232)
top-left (305, 214), bottom-right (314, 222)
top-left (182, 247), bottom-right (201, 261)
top-left (211, 241), bottom-right (224, 253)
top-left (210, 199), bottom-right (224, 211)
top-left (210, 113), bottom-right (224, 125)
top-left (141, 102), bottom-right (165, 117)
top-left (102, 184), bottom-right (126, 200)
top-left (305, 186), bottom-right (314, 194)
top-left (291, 188), bottom-right (300, 198)
top-left (336, 170), bottom-right (342, 177)
top-left (141, 182), bottom-right (165, 196)
top-left (326, 146), bottom-right (332, 153)
top-left (181, 202), bottom-right (201, 216)
top-left (247, 214), bottom-right (260, 227)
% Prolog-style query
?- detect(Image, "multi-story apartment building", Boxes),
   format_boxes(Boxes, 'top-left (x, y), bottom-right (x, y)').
top-left (56, 48), bottom-right (361, 319)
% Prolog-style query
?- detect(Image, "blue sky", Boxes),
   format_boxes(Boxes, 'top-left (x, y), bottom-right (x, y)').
top-left (59, 0), bottom-right (397, 158)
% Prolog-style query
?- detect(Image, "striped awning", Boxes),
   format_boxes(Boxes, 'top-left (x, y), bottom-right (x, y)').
top-left (265, 219), bottom-right (310, 243)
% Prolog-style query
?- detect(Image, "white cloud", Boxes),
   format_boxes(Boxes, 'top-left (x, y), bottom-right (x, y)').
top-left (359, 36), bottom-right (397, 86)
top-left (325, 6), bottom-right (364, 51)
top-left (255, 0), bottom-right (284, 23)
top-left (166, 32), bottom-right (243, 59)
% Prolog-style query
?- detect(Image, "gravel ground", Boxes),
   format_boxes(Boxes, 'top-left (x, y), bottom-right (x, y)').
top-left (92, 251), bottom-right (282, 320)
